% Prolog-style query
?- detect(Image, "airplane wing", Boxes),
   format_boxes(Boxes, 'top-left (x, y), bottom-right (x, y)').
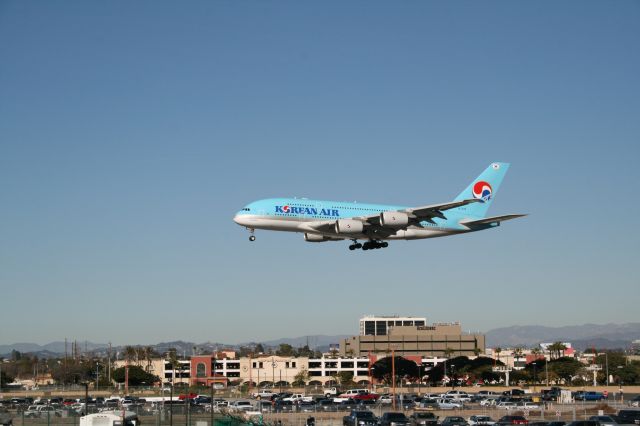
top-left (460, 214), bottom-right (527, 228)
top-left (304, 199), bottom-right (485, 237)
top-left (364, 198), bottom-right (481, 226)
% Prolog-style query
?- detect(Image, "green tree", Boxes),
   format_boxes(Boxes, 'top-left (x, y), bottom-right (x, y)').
top-left (548, 357), bottom-right (582, 383)
top-left (335, 371), bottom-right (355, 387)
top-left (1, 370), bottom-right (15, 387)
top-left (254, 343), bottom-right (265, 354)
top-left (276, 344), bottom-right (294, 357)
top-left (295, 345), bottom-right (314, 358)
top-left (293, 368), bottom-right (309, 386)
top-left (444, 347), bottom-right (455, 358)
top-left (371, 356), bottom-right (418, 384)
top-left (112, 366), bottom-right (158, 386)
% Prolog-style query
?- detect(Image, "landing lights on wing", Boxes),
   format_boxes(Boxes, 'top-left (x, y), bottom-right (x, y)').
top-left (349, 241), bottom-right (389, 251)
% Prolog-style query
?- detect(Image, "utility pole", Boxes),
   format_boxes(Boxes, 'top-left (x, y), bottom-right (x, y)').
top-left (108, 342), bottom-right (112, 385)
top-left (392, 348), bottom-right (396, 410)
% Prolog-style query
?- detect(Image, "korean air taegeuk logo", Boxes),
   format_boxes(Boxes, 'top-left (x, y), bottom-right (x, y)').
top-left (472, 181), bottom-right (492, 202)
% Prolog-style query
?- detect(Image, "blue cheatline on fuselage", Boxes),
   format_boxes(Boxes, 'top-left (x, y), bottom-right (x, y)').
top-left (233, 162), bottom-right (525, 249)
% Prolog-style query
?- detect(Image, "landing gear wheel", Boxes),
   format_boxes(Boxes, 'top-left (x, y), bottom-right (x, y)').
top-left (349, 245), bottom-right (356, 251)
top-left (249, 235), bottom-right (256, 242)
top-left (382, 242), bottom-right (388, 248)
top-left (355, 243), bottom-right (362, 249)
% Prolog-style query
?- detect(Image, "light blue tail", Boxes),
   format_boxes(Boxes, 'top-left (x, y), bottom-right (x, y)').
top-left (453, 162), bottom-right (510, 218)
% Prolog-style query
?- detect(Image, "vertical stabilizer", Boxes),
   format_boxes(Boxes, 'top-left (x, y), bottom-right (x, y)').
top-left (454, 162), bottom-right (510, 218)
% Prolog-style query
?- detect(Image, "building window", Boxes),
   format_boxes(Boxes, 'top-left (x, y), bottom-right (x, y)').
top-left (196, 363), bottom-right (206, 378)
top-left (292, 362), bottom-right (296, 368)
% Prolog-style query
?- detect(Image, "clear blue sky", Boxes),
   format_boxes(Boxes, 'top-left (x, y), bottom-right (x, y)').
top-left (1, 1), bottom-right (638, 346)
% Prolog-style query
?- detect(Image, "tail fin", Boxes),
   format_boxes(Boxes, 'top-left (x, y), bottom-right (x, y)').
top-left (453, 162), bottom-right (510, 218)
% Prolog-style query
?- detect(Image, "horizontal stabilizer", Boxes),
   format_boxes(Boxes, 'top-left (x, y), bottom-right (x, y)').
top-left (460, 214), bottom-right (527, 228)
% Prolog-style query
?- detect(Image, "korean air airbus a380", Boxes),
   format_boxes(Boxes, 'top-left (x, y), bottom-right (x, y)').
top-left (233, 162), bottom-right (526, 251)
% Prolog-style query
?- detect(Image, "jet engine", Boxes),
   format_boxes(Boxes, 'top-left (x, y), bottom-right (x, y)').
top-left (334, 219), bottom-right (364, 234)
top-left (380, 211), bottom-right (409, 227)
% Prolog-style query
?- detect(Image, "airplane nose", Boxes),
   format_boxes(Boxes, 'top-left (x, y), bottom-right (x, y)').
top-left (234, 214), bottom-right (250, 226)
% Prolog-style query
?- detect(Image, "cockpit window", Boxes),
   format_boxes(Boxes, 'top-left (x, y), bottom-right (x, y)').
top-left (242, 208), bottom-right (250, 211)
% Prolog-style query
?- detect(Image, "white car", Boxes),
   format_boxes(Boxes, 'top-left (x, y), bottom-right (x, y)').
top-left (229, 400), bottom-right (254, 412)
top-left (518, 402), bottom-right (540, 410)
top-left (480, 399), bottom-right (497, 407)
top-left (468, 415), bottom-right (496, 426)
top-left (496, 401), bottom-right (518, 410)
top-left (379, 394), bottom-right (394, 405)
top-left (437, 398), bottom-right (463, 409)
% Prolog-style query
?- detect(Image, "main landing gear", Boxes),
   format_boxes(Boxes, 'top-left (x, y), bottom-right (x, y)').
top-left (349, 240), bottom-right (388, 251)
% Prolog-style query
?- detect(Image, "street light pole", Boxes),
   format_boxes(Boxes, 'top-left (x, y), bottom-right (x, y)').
top-left (605, 352), bottom-right (609, 386)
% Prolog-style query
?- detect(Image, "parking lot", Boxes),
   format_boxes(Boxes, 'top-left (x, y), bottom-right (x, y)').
top-left (1, 388), bottom-right (639, 426)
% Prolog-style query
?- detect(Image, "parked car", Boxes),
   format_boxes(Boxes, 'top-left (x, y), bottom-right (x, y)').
top-left (438, 399), bottom-right (464, 410)
top-left (589, 415), bottom-right (618, 426)
top-left (252, 389), bottom-right (276, 400)
top-left (274, 400), bottom-right (295, 413)
top-left (517, 402), bottom-right (540, 410)
top-left (0, 408), bottom-right (13, 426)
top-left (614, 410), bottom-right (640, 425)
top-left (317, 399), bottom-right (337, 411)
top-left (565, 422), bottom-right (599, 426)
top-left (409, 412), bottom-right (438, 426)
top-left (468, 416), bottom-right (496, 426)
top-left (443, 391), bottom-right (472, 402)
top-left (229, 400), bottom-right (254, 412)
top-left (574, 392), bottom-right (605, 401)
top-left (441, 416), bottom-right (469, 426)
top-left (417, 398), bottom-right (439, 409)
top-left (343, 410), bottom-right (378, 426)
top-left (379, 412), bottom-right (410, 426)
top-left (496, 416), bottom-right (528, 426)
top-left (629, 396), bottom-right (640, 408)
top-left (496, 402), bottom-right (519, 410)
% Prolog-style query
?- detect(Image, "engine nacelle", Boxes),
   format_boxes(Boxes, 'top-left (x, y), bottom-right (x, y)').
top-left (380, 211), bottom-right (409, 227)
top-left (335, 219), bottom-right (364, 234)
top-left (304, 233), bottom-right (341, 242)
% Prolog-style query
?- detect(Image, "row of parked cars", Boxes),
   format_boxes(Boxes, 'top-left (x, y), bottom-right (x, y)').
top-left (341, 409), bottom-right (640, 426)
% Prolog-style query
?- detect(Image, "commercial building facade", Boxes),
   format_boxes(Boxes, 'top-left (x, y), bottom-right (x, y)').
top-left (341, 316), bottom-right (485, 358)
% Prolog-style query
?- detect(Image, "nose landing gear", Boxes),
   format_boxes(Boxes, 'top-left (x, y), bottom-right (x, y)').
top-left (248, 228), bottom-right (256, 241)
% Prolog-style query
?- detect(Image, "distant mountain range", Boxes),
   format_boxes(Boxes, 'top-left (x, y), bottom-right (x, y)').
top-left (0, 335), bottom-right (349, 358)
top-left (485, 322), bottom-right (640, 350)
top-left (2, 324), bottom-right (639, 358)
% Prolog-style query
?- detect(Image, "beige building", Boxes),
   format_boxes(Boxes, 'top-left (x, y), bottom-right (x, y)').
top-left (341, 317), bottom-right (484, 357)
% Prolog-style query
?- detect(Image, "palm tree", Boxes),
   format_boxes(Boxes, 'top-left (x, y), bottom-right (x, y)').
top-left (548, 342), bottom-right (567, 359)
top-left (444, 347), bottom-right (455, 358)
top-left (494, 347), bottom-right (502, 365)
top-left (168, 349), bottom-right (179, 386)
top-left (144, 346), bottom-right (155, 372)
top-left (123, 346), bottom-right (137, 366)
top-left (513, 347), bottom-right (524, 359)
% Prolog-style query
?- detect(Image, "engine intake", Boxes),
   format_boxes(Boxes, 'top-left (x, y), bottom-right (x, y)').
top-left (335, 219), bottom-right (364, 234)
top-left (380, 211), bottom-right (409, 227)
